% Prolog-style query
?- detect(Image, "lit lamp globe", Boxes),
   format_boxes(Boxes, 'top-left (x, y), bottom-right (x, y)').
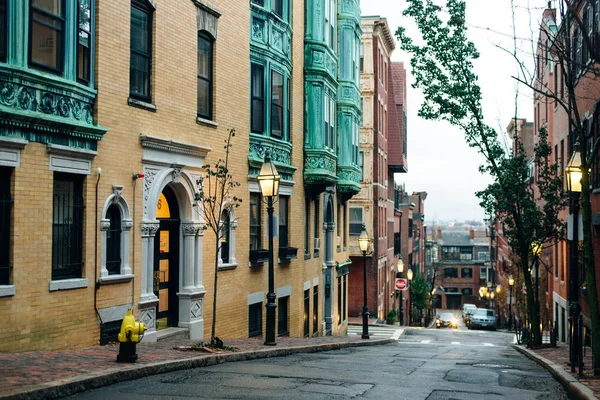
top-left (258, 156), bottom-right (280, 197)
top-left (508, 276), bottom-right (515, 286)
top-left (565, 142), bottom-right (582, 193)
top-left (496, 285), bottom-right (501, 294)
top-left (490, 291), bottom-right (495, 300)
top-left (358, 224), bottom-right (370, 254)
top-left (407, 268), bottom-right (414, 281)
top-left (397, 259), bottom-right (404, 273)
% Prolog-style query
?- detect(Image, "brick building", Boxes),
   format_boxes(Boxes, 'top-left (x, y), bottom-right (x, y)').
top-left (0, 0), bottom-right (363, 351)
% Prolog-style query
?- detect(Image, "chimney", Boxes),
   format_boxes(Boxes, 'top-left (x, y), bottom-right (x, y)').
top-left (470, 228), bottom-right (475, 239)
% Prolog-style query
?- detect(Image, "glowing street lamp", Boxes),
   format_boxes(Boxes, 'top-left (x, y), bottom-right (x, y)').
top-left (358, 224), bottom-right (371, 339)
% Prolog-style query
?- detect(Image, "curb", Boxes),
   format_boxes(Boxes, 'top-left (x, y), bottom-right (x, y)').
top-left (511, 344), bottom-right (598, 400)
top-left (3, 338), bottom-right (395, 400)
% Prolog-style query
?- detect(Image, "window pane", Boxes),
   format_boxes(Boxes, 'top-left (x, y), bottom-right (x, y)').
top-left (251, 0), bottom-right (264, 5)
top-left (0, 0), bottom-right (6, 61)
top-left (252, 99), bottom-right (264, 133)
top-left (33, 0), bottom-right (61, 14)
top-left (106, 205), bottom-right (122, 275)
top-left (31, 14), bottom-right (62, 70)
top-left (0, 167), bottom-right (11, 285)
top-left (250, 193), bottom-right (261, 250)
top-left (271, 71), bottom-right (283, 136)
top-left (130, 53), bottom-right (150, 97)
top-left (273, 0), bottom-right (283, 18)
top-left (131, 7), bottom-right (149, 54)
top-left (197, 78), bottom-right (210, 118)
top-left (251, 65), bottom-right (264, 133)
top-left (271, 104), bottom-right (282, 137)
top-left (279, 196), bottom-right (288, 248)
top-left (198, 36), bottom-right (211, 79)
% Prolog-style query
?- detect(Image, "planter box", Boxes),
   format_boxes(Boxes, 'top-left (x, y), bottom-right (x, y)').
top-left (249, 249), bottom-right (269, 265)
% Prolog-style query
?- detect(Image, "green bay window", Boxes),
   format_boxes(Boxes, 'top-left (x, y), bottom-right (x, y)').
top-left (197, 31), bottom-right (214, 120)
top-left (130, 0), bottom-right (153, 102)
top-left (271, 70), bottom-right (284, 138)
top-left (30, 0), bottom-right (64, 72)
top-left (251, 63), bottom-right (264, 133)
top-left (77, 0), bottom-right (91, 82)
top-left (0, 0), bottom-right (6, 62)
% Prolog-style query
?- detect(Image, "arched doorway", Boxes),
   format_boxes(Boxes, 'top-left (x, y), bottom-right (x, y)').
top-left (154, 185), bottom-right (180, 329)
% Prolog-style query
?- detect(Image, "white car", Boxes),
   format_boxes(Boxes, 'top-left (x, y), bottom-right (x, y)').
top-left (462, 303), bottom-right (477, 321)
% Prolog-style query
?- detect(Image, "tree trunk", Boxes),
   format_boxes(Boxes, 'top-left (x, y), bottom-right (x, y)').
top-left (522, 250), bottom-right (541, 347)
top-left (211, 240), bottom-right (219, 344)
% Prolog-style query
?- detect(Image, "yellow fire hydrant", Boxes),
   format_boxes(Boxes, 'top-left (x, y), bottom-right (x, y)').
top-left (116, 309), bottom-right (145, 363)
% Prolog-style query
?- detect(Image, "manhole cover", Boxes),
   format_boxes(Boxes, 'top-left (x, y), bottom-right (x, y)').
top-left (472, 363), bottom-right (512, 369)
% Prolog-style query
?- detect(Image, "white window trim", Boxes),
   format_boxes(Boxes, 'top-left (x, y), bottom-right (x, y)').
top-left (218, 206), bottom-right (238, 271)
top-left (99, 186), bottom-right (133, 284)
top-left (0, 285), bottom-right (15, 297)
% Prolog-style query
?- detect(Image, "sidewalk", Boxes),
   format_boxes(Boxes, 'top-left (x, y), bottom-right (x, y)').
top-left (0, 334), bottom-right (394, 400)
top-left (513, 343), bottom-right (600, 400)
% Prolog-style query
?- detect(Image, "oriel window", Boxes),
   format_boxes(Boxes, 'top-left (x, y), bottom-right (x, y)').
top-left (271, 70), bottom-right (284, 138)
top-left (30, 0), bottom-right (64, 72)
top-left (251, 64), bottom-right (264, 133)
top-left (0, 0), bottom-right (7, 62)
top-left (77, 0), bottom-right (91, 82)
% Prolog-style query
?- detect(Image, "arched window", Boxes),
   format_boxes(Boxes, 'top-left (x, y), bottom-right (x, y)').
top-left (219, 207), bottom-right (237, 269)
top-left (100, 187), bottom-right (133, 283)
top-left (221, 210), bottom-right (230, 264)
top-left (106, 204), bottom-right (122, 275)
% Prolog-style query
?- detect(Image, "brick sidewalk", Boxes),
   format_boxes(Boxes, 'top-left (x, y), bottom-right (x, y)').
top-left (0, 335), bottom-right (392, 399)
top-left (528, 344), bottom-right (600, 398)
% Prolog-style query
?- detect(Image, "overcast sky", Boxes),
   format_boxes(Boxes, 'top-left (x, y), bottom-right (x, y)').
top-left (360, 0), bottom-right (550, 224)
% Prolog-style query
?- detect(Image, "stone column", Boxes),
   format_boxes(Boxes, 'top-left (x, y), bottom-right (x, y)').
top-left (99, 219), bottom-right (110, 277)
top-left (179, 221), bottom-right (205, 340)
top-left (139, 219), bottom-right (160, 342)
top-left (121, 219), bottom-right (133, 275)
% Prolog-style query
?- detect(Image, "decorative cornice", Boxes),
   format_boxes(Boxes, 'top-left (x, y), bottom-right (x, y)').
top-left (46, 143), bottom-right (98, 160)
top-left (140, 220), bottom-right (160, 237)
top-left (0, 137), bottom-right (28, 150)
top-left (140, 134), bottom-right (211, 158)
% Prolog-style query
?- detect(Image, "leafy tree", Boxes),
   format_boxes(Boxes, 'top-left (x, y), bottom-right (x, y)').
top-left (396, 0), bottom-right (566, 347)
top-left (194, 128), bottom-right (242, 346)
top-left (507, 0), bottom-right (600, 373)
top-left (411, 273), bottom-right (429, 318)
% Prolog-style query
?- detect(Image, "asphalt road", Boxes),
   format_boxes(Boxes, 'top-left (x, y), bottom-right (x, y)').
top-left (72, 323), bottom-right (570, 399)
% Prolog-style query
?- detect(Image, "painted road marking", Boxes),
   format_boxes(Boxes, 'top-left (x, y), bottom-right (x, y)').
top-left (392, 329), bottom-right (404, 340)
top-left (451, 341), bottom-right (460, 345)
top-left (421, 340), bottom-right (431, 344)
top-left (483, 343), bottom-right (494, 346)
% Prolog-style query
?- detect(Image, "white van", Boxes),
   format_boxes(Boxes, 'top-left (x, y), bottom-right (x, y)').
top-left (462, 303), bottom-right (477, 321)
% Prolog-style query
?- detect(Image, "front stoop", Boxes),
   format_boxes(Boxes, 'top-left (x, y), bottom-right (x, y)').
top-left (156, 327), bottom-right (189, 342)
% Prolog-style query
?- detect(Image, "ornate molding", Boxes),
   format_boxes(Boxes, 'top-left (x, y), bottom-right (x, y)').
top-left (143, 167), bottom-right (159, 216)
top-left (122, 219), bottom-right (133, 230)
top-left (140, 220), bottom-right (160, 237)
top-left (182, 222), bottom-right (202, 236)
top-left (190, 298), bottom-right (203, 319)
top-left (304, 154), bottom-right (336, 173)
top-left (100, 219), bottom-right (111, 231)
top-left (140, 135), bottom-right (211, 158)
top-left (140, 307), bottom-right (156, 330)
top-left (249, 141), bottom-right (291, 165)
top-left (0, 82), bottom-right (94, 125)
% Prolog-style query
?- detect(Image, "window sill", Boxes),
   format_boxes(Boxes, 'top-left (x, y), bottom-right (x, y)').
top-left (304, 252), bottom-right (311, 260)
top-left (128, 97), bottom-right (157, 112)
top-left (196, 116), bottom-right (218, 128)
top-left (0, 285), bottom-right (15, 297)
top-left (314, 250), bottom-right (320, 258)
top-left (49, 278), bottom-right (88, 292)
top-left (218, 262), bottom-right (238, 271)
top-left (99, 274), bottom-right (134, 285)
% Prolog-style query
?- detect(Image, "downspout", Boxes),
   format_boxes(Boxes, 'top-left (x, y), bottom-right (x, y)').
top-left (95, 168), bottom-right (103, 327)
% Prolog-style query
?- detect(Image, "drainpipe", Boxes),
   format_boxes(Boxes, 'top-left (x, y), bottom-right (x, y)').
top-left (95, 168), bottom-right (103, 327)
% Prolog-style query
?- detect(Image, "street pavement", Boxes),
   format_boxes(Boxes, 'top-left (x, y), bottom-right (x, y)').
top-left (70, 324), bottom-right (569, 399)
top-left (1, 316), bottom-right (598, 399)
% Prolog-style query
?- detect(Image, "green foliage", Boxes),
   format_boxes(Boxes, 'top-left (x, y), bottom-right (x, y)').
top-left (396, 0), bottom-right (566, 347)
top-left (386, 309), bottom-right (397, 325)
top-left (411, 274), bottom-right (428, 312)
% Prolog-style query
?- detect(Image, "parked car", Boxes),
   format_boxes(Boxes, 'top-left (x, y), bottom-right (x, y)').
top-left (462, 303), bottom-right (477, 322)
top-left (468, 308), bottom-right (497, 330)
top-left (436, 312), bottom-right (458, 329)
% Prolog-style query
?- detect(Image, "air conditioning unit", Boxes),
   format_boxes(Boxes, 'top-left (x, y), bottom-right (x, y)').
top-left (336, 237), bottom-right (342, 247)
top-left (314, 238), bottom-right (320, 250)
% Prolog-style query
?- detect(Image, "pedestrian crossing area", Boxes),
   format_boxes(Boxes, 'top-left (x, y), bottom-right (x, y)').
top-left (399, 339), bottom-right (497, 347)
top-left (347, 325), bottom-right (403, 339)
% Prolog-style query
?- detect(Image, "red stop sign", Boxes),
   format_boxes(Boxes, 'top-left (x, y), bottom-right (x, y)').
top-left (395, 278), bottom-right (407, 291)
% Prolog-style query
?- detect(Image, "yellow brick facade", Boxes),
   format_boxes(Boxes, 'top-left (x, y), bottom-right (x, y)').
top-left (0, 0), bottom-right (353, 352)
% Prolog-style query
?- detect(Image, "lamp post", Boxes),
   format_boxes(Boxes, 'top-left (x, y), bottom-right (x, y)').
top-left (531, 242), bottom-right (542, 330)
top-left (398, 259), bottom-right (404, 326)
top-left (358, 223), bottom-right (371, 339)
top-left (566, 142), bottom-right (582, 371)
top-left (508, 275), bottom-right (514, 330)
top-left (258, 156), bottom-right (280, 346)
top-left (407, 268), bottom-right (414, 326)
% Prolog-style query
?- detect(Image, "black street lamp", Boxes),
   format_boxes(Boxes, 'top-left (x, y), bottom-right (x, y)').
top-left (407, 268), bottom-right (414, 326)
top-left (397, 259), bottom-right (404, 326)
top-left (358, 223), bottom-right (371, 339)
top-left (508, 275), bottom-right (514, 330)
top-left (565, 142), bottom-right (582, 371)
top-left (258, 156), bottom-right (280, 346)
